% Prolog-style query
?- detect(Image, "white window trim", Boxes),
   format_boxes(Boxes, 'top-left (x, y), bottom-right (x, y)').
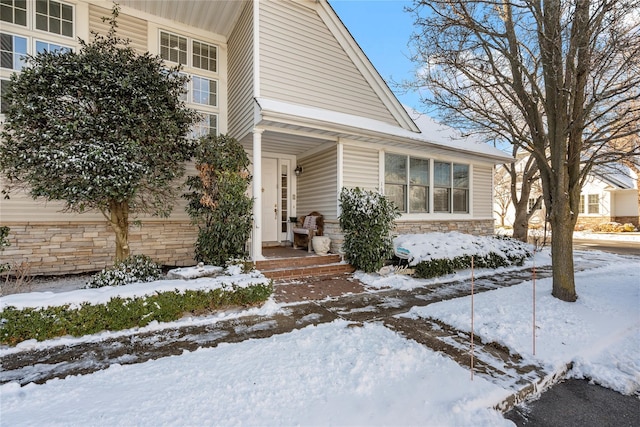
top-left (382, 151), bottom-right (473, 219)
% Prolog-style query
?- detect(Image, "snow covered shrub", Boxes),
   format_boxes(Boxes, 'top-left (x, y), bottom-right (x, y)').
top-left (593, 222), bottom-right (638, 232)
top-left (184, 135), bottom-right (253, 266)
top-left (86, 255), bottom-right (163, 288)
top-left (401, 233), bottom-right (532, 279)
top-left (339, 187), bottom-right (400, 273)
top-left (225, 258), bottom-right (255, 275)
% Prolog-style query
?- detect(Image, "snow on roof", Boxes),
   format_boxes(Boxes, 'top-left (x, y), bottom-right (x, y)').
top-left (591, 162), bottom-right (637, 189)
top-left (256, 98), bottom-right (513, 162)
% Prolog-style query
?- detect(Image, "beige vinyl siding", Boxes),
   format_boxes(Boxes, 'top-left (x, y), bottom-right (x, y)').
top-left (259, 0), bottom-right (398, 126)
top-left (89, 5), bottom-right (147, 53)
top-left (228, 1), bottom-right (255, 140)
top-left (343, 144), bottom-right (379, 191)
top-left (472, 164), bottom-right (494, 218)
top-left (297, 148), bottom-right (338, 219)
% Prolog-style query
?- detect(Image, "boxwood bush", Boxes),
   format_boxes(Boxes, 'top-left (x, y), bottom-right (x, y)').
top-left (0, 282), bottom-right (273, 346)
top-left (413, 238), bottom-right (531, 279)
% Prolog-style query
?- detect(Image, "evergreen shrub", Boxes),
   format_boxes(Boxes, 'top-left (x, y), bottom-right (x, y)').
top-left (339, 187), bottom-right (400, 273)
top-left (0, 283), bottom-right (273, 346)
top-left (86, 254), bottom-right (163, 288)
top-left (184, 135), bottom-right (253, 266)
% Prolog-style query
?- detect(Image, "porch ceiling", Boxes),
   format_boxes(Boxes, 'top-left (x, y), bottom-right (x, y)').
top-left (239, 128), bottom-right (338, 158)
top-left (117, 0), bottom-right (247, 38)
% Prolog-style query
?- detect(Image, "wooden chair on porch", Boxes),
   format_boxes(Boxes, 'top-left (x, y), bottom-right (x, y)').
top-left (293, 211), bottom-right (324, 253)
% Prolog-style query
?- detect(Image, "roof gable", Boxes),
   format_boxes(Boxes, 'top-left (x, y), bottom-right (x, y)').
top-left (257, 0), bottom-right (419, 132)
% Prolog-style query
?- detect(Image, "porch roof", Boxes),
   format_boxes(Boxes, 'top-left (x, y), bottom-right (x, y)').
top-left (253, 98), bottom-right (514, 164)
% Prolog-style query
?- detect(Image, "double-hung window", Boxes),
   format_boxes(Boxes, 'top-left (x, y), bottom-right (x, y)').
top-left (588, 194), bottom-right (599, 214)
top-left (384, 154), bottom-right (430, 213)
top-left (160, 30), bottom-right (219, 137)
top-left (385, 154), bottom-right (407, 212)
top-left (434, 161), bottom-right (469, 213)
top-left (579, 195), bottom-right (585, 214)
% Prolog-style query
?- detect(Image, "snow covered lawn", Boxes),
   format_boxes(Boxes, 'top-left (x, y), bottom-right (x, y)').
top-left (1, 233), bottom-right (638, 426)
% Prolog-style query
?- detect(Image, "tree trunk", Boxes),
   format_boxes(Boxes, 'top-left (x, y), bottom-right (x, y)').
top-left (549, 198), bottom-right (577, 302)
top-left (108, 200), bottom-right (130, 262)
top-left (512, 208), bottom-right (529, 242)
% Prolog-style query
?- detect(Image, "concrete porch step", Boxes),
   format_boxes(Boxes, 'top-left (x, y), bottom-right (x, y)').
top-left (255, 254), bottom-right (355, 280)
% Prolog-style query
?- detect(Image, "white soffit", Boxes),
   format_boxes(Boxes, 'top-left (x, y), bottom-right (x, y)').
top-left (117, 0), bottom-right (247, 37)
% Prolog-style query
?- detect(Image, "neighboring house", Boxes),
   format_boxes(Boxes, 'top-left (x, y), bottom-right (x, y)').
top-left (0, 0), bottom-right (511, 275)
top-left (494, 156), bottom-right (639, 230)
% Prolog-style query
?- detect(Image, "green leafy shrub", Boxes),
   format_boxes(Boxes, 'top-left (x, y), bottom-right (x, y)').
top-left (0, 283), bottom-right (273, 346)
top-left (413, 237), bottom-right (531, 279)
top-left (184, 134), bottom-right (253, 266)
top-left (86, 255), bottom-right (163, 288)
top-left (339, 187), bottom-right (400, 273)
top-left (0, 226), bottom-right (10, 274)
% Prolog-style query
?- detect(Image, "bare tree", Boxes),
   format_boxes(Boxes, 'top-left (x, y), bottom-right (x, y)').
top-left (406, 0), bottom-right (640, 301)
top-left (494, 166), bottom-right (513, 227)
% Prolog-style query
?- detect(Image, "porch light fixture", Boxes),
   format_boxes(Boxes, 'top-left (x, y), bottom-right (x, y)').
top-left (294, 165), bottom-right (303, 176)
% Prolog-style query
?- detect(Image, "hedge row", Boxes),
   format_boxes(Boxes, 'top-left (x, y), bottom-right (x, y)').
top-left (0, 283), bottom-right (273, 346)
top-left (413, 252), bottom-right (530, 279)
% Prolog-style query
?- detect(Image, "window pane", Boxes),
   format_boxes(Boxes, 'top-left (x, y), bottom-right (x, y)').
top-left (49, 16), bottom-right (60, 34)
top-left (434, 162), bottom-right (451, 186)
top-left (385, 184), bottom-right (406, 212)
top-left (385, 154), bottom-right (406, 184)
top-left (410, 185), bottom-right (428, 212)
top-left (62, 20), bottom-right (72, 37)
top-left (453, 164), bottom-right (469, 188)
top-left (160, 31), bottom-right (187, 65)
top-left (50, 1), bottom-right (60, 18)
top-left (453, 188), bottom-right (468, 213)
top-left (0, 33), bottom-right (27, 70)
top-left (35, 13), bottom-right (47, 31)
top-left (36, 0), bottom-right (47, 14)
top-left (62, 3), bottom-right (72, 21)
top-left (434, 188), bottom-right (450, 212)
top-left (14, 8), bottom-right (26, 25)
top-left (410, 157), bottom-right (429, 185)
top-left (0, 5), bottom-right (11, 23)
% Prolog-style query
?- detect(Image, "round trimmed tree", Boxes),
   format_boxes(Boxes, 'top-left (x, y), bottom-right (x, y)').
top-left (0, 7), bottom-right (199, 262)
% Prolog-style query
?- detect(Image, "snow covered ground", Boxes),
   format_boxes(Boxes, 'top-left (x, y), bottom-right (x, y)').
top-left (1, 233), bottom-right (639, 426)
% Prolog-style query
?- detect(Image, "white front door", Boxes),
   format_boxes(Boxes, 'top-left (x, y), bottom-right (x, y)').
top-left (261, 158), bottom-right (279, 242)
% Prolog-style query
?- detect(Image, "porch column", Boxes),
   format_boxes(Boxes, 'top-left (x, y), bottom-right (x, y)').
top-left (252, 128), bottom-right (264, 260)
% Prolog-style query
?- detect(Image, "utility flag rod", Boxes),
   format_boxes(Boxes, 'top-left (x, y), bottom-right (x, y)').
top-left (533, 247), bottom-right (537, 356)
top-left (470, 255), bottom-right (475, 381)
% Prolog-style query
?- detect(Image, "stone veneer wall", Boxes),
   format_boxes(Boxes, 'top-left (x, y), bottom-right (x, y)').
top-left (324, 219), bottom-right (495, 257)
top-left (576, 215), bottom-right (639, 230)
top-left (2, 221), bottom-right (198, 276)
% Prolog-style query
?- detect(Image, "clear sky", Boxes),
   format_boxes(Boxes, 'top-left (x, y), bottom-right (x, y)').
top-left (328, 0), bottom-right (422, 111)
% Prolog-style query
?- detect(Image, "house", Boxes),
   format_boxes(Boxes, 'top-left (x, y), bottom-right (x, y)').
top-left (494, 156), bottom-right (639, 230)
top-left (0, 0), bottom-right (512, 275)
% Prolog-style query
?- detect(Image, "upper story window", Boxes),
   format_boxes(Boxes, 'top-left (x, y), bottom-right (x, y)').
top-left (192, 40), bottom-right (217, 72)
top-left (0, 0), bottom-right (27, 26)
top-left (160, 31), bottom-right (187, 65)
top-left (160, 31), bottom-right (217, 73)
top-left (0, 0), bottom-right (74, 37)
top-left (35, 0), bottom-right (73, 37)
top-left (160, 30), bottom-right (219, 138)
